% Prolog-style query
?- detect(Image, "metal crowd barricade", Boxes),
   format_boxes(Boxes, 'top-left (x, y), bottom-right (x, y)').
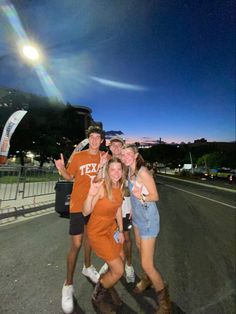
top-left (0, 166), bottom-right (59, 203)
top-left (22, 167), bottom-right (59, 198)
top-left (0, 166), bottom-right (21, 202)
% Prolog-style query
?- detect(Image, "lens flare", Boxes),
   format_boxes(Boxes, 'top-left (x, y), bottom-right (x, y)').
top-left (1, 1), bottom-right (64, 103)
top-left (22, 45), bottom-right (40, 60)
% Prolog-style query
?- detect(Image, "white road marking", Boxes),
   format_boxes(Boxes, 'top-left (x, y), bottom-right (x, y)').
top-left (157, 174), bottom-right (236, 193)
top-left (164, 184), bottom-right (236, 209)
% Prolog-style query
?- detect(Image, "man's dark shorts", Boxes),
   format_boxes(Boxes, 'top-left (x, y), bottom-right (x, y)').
top-left (69, 212), bottom-right (91, 235)
top-left (123, 214), bottom-right (133, 232)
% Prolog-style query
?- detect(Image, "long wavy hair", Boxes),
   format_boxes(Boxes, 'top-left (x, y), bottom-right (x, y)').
top-left (103, 157), bottom-right (126, 201)
top-left (122, 144), bottom-right (146, 176)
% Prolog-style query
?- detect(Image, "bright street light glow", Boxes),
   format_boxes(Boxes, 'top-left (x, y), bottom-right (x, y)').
top-left (22, 45), bottom-right (40, 60)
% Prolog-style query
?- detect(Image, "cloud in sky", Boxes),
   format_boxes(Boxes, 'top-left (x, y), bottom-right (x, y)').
top-left (105, 132), bottom-right (159, 145)
top-left (90, 76), bottom-right (148, 91)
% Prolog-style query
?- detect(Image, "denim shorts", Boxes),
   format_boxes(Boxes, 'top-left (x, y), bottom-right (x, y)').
top-left (130, 195), bottom-right (160, 238)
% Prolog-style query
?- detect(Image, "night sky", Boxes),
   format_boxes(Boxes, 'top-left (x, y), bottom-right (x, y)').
top-left (0, 0), bottom-right (235, 144)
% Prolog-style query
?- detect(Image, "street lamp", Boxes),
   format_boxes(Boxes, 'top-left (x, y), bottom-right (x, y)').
top-left (189, 151), bottom-right (194, 174)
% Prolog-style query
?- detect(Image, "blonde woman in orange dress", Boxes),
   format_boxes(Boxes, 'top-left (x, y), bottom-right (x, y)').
top-left (83, 157), bottom-right (126, 313)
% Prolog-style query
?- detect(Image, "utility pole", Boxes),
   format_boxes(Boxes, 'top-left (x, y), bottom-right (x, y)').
top-left (189, 151), bottom-right (194, 174)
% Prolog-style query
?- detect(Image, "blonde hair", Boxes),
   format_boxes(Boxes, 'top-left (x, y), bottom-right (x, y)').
top-left (103, 157), bottom-right (126, 201)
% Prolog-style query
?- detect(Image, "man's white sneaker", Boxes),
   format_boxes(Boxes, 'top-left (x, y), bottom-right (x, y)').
top-left (61, 283), bottom-right (74, 314)
top-left (99, 263), bottom-right (109, 275)
top-left (125, 264), bottom-right (135, 283)
top-left (82, 264), bottom-right (100, 283)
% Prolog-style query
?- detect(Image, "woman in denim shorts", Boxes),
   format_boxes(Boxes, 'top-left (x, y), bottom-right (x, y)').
top-left (121, 144), bottom-right (172, 314)
top-left (128, 185), bottom-right (160, 238)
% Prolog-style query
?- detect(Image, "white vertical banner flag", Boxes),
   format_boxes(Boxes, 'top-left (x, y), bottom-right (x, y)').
top-left (0, 110), bottom-right (27, 157)
top-left (67, 138), bottom-right (89, 164)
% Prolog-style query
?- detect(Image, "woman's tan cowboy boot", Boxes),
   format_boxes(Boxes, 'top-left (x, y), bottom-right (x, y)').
top-left (133, 272), bottom-right (152, 294)
top-left (155, 285), bottom-right (172, 314)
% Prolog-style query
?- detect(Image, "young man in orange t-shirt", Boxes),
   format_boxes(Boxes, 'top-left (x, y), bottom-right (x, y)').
top-left (55, 125), bottom-right (108, 314)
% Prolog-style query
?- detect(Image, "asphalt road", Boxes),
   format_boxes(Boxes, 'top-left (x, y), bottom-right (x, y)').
top-left (0, 176), bottom-right (235, 314)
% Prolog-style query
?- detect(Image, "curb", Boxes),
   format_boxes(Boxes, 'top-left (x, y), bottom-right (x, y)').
top-left (0, 202), bottom-right (55, 220)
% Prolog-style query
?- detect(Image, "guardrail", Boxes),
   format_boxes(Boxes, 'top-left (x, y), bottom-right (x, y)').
top-left (0, 166), bottom-right (59, 202)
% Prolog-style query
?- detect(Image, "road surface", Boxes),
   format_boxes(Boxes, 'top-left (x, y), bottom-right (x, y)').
top-left (0, 175), bottom-right (235, 313)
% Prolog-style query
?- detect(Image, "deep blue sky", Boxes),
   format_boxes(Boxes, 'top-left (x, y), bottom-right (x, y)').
top-left (0, 0), bottom-right (235, 144)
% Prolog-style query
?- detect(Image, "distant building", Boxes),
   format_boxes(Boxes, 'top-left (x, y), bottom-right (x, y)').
top-left (73, 105), bottom-right (94, 132)
top-left (139, 144), bottom-right (152, 149)
top-left (181, 164), bottom-right (193, 171)
top-left (194, 138), bottom-right (207, 143)
top-left (72, 105), bottom-right (104, 143)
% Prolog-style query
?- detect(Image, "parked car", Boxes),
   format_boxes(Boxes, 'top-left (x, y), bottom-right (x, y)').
top-left (193, 167), bottom-right (208, 177)
top-left (209, 168), bottom-right (235, 183)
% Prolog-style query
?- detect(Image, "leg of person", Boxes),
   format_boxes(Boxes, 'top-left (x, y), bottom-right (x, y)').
top-left (81, 217), bottom-right (100, 283)
top-left (123, 230), bottom-right (135, 283)
top-left (62, 213), bottom-right (84, 314)
top-left (92, 255), bottom-right (124, 312)
top-left (123, 231), bottom-right (132, 265)
top-left (106, 250), bottom-right (125, 306)
top-left (132, 226), bottom-right (152, 293)
top-left (140, 238), bottom-right (171, 314)
top-left (66, 235), bottom-right (83, 285)
top-left (83, 224), bottom-right (91, 267)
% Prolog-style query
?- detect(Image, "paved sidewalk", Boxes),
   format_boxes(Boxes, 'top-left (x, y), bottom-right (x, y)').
top-left (0, 193), bottom-right (55, 225)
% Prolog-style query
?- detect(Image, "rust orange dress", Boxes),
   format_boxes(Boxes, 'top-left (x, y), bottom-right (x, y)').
top-left (87, 187), bottom-right (123, 262)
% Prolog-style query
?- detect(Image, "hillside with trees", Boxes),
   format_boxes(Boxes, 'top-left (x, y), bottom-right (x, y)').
top-left (140, 141), bottom-right (236, 170)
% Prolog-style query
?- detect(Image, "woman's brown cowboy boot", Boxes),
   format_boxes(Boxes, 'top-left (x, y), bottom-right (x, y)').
top-left (92, 280), bottom-right (116, 314)
top-left (133, 272), bottom-right (152, 294)
top-left (108, 287), bottom-right (123, 306)
top-left (155, 285), bottom-right (172, 314)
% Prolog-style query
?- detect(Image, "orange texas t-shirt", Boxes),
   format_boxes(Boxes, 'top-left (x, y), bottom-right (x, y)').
top-left (66, 149), bottom-right (101, 213)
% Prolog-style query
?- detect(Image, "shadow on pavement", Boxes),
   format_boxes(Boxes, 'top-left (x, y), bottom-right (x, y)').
top-left (74, 274), bottom-right (186, 313)
top-left (92, 300), bottom-right (137, 314)
top-left (72, 296), bottom-right (86, 314)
